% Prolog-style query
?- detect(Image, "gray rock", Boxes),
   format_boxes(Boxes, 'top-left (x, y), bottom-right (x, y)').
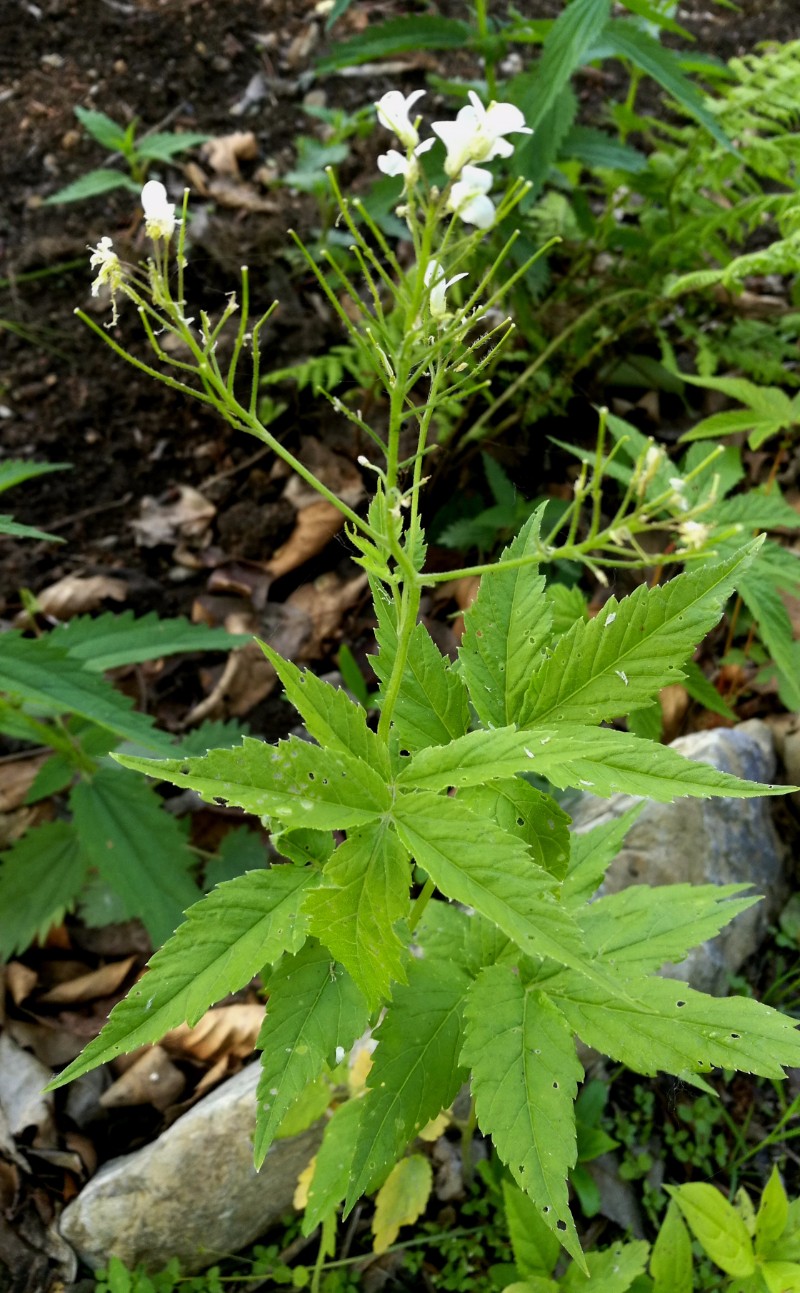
top-left (569, 720), bottom-right (787, 994)
top-left (59, 1063), bottom-right (321, 1274)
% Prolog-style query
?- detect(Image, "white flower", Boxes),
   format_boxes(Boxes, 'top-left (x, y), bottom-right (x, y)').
top-left (432, 90), bottom-right (532, 178)
top-left (88, 236), bottom-right (124, 323)
top-left (377, 138), bottom-right (434, 188)
top-left (446, 165), bottom-right (495, 229)
top-left (141, 179), bottom-right (176, 240)
top-left (424, 259), bottom-right (467, 320)
top-left (375, 89), bottom-right (426, 149)
top-left (678, 520), bottom-right (711, 550)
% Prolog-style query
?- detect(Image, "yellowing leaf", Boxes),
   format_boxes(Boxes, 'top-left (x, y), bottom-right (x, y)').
top-left (348, 1045), bottom-right (374, 1096)
top-left (372, 1154), bottom-right (433, 1254)
top-left (294, 1156), bottom-right (317, 1210)
top-left (667, 1183), bottom-right (755, 1277)
top-left (418, 1110), bottom-right (451, 1142)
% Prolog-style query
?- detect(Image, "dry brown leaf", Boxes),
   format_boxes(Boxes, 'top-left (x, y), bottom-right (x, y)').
top-left (0, 805), bottom-right (43, 850)
top-left (266, 500), bottom-right (345, 578)
top-left (132, 485), bottom-right (216, 549)
top-left (191, 1054), bottom-right (233, 1101)
top-left (660, 683), bottom-right (690, 744)
top-left (206, 176), bottom-right (279, 213)
top-left (448, 575), bottom-right (481, 641)
top-left (0, 754), bottom-right (50, 812)
top-left (99, 1045), bottom-right (186, 1112)
top-left (184, 640), bottom-right (276, 723)
top-left (5, 1018), bottom-right (87, 1069)
top-left (33, 572), bottom-right (128, 619)
top-left (285, 571), bottom-right (368, 659)
top-left (5, 962), bottom-right (38, 1006)
top-left (283, 439), bottom-right (365, 511)
top-left (161, 1003), bottom-right (264, 1063)
top-left (37, 955), bottom-right (137, 1005)
top-left (201, 131), bottom-right (258, 177)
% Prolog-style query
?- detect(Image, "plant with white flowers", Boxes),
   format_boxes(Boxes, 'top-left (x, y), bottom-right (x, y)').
top-left (52, 91), bottom-right (800, 1278)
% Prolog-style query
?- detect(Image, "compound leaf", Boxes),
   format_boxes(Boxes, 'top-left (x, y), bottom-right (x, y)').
top-left (463, 964), bottom-right (584, 1265)
top-left (550, 973), bottom-right (800, 1079)
top-left (254, 942), bottom-right (369, 1167)
top-left (0, 822), bottom-right (87, 959)
top-left (304, 821), bottom-right (411, 1009)
top-left (47, 865), bottom-right (316, 1087)
top-left (371, 609), bottom-right (469, 752)
top-left (520, 541), bottom-right (761, 726)
top-left (393, 792), bottom-right (606, 986)
top-left (0, 633), bottom-right (173, 752)
top-left (116, 735), bottom-right (391, 831)
top-left (459, 509), bottom-right (552, 728)
top-left (52, 610), bottom-right (245, 672)
top-left (526, 723), bottom-right (789, 801)
top-left (259, 640), bottom-right (390, 775)
top-left (460, 780), bottom-right (571, 881)
top-left (579, 883), bottom-right (758, 976)
top-left (70, 769), bottom-right (198, 945)
top-left (346, 959), bottom-right (469, 1206)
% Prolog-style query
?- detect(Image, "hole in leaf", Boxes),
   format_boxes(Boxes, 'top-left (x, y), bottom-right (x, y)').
top-left (676, 1000), bottom-right (686, 1008)
top-left (542, 1205), bottom-right (550, 1215)
top-left (516, 817), bottom-right (524, 827)
top-left (556, 1220), bottom-right (567, 1232)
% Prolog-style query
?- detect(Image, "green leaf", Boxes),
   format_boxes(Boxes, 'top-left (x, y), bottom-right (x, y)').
top-left (0, 459), bottom-right (71, 494)
top-left (204, 826), bottom-right (268, 889)
top-left (415, 900), bottom-right (512, 978)
top-left (737, 574), bottom-right (800, 711)
top-left (681, 660), bottom-right (736, 721)
top-left (0, 633), bottom-right (173, 753)
top-left (761, 1262), bottom-right (800, 1293)
top-left (116, 735), bottom-right (391, 831)
top-left (46, 865), bottom-right (316, 1087)
top-left (525, 722), bottom-right (789, 802)
top-left (254, 942), bottom-right (369, 1167)
top-left (371, 610), bottom-right (469, 752)
top-left (135, 131), bottom-right (209, 161)
top-left (304, 821), bottom-right (411, 1009)
top-left (346, 959), bottom-right (469, 1205)
top-left (503, 1180), bottom-right (562, 1278)
top-left (550, 972), bottom-right (800, 1079)
top-left (393, 792), bottom-right (607, 985)
top-left (316, 16), bottom-right (474, 70)
top-left (0, 516), bottom-right (63, 542)
top-left (302, 1097), bottom-right (363, 1235)
top-left (74, 106), bottom-right (129, 149)
top-left (667, 1183), bottom-right (756, 1277)
top-left (561, 1239), bottom-right (649, 1290)
top-left (459, 509), bottom-right (552, 727)
top-left (546, 582), bottom-right (588, 636)
top-left (712, 487), bottom-right (800, 533)
top-left (24, 753), bottom-right (76, 803)
top-left (520, 541), bottom-right (762, 726)
top-left (372, 1154), bottom-right (433, 1253)
top-left (516, 0), bottom-right (611, 129)
top-left (680, 408), bottom-right (786, 445)
top-left (579, 883), bottom-right (758, 975)
top-left (52, 611), bottom-right (246, 671)
top-left (463, 965), bottom-right (584, 1265)
top-left (650, 1200), bottom-right (693, 1293)
top-left (591, 20), bottom-right (732, 150)
top-left (0, 822), bottom-right (87, 958)
top-left (756, 1167), bottom-right (790, 1257)
top-left (259, 640), bottom-right (389, 775)
top-left (397, 725), bottom-right (571, 792)
top-left (460, 780), bottom-right (571, 881)
top-left (562, 125), bottom-right (648, 173)
top-left (566, 806), bottom-right (648, 910)
top-left (44, 169), bottom-right (140, 204)
top-left (70, 769), bottom-right (198, 946)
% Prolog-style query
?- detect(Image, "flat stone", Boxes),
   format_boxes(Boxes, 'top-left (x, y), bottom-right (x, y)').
top-left (59, 1063), bottom-right (320, 1274)
top-left (569, 720), bottom-right (787, 994)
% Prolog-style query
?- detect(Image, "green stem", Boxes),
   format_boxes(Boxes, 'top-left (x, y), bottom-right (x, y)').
top-left (409, 877), bottom-right (436, 932)
top-left (474, 0), bottom-right (497, 99)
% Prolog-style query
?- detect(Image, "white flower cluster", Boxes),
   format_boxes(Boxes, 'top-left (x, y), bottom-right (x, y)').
top-left (375, 88), bottom-right (532, 230)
